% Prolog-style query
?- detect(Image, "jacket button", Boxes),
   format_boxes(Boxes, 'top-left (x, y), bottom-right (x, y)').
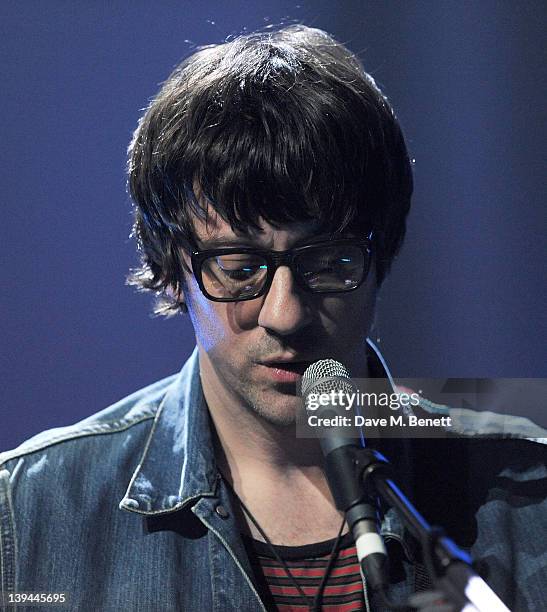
top-left (215, 504), bottom-right (229, 519)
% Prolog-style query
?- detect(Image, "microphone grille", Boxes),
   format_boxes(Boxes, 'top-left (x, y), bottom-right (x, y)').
top-left (301, 359), bottom-right (353, 397)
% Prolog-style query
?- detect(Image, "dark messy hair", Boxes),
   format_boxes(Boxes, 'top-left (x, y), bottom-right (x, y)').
top-left (127, 25), bottom-right (413, 315)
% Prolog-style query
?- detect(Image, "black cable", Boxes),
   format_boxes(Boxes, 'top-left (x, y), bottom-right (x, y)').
top-left (311, 516), bottom-right (346, 612)
top-left (220, 471), bottom-right (346, 611)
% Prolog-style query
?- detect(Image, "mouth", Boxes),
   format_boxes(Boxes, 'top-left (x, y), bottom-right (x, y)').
top-left (265, 361), bottom-right (310, 373)
top-left (257, 360), bottom-right (313, 384)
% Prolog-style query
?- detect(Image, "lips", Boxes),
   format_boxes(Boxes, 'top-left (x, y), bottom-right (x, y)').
top-left (256, 360), bottom-right (314, 385)
top-left (259, 361), bottom-right (312, 375)
top-left (272, 362), bottom-right (310, 375)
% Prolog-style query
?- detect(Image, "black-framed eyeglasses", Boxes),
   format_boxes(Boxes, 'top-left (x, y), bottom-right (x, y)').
top-left (189, 233), bottom-right (373, 302)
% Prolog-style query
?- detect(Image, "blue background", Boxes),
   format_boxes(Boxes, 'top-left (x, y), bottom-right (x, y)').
top-left (1, 1), bottom-right (546, 450)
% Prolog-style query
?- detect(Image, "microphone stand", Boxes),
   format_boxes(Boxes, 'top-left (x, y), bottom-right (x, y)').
top-left (325, 444), bottom-right (510, 611)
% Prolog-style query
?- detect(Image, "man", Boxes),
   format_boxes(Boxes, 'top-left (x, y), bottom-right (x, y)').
top-left (1, 25), bottom-right (545, 612)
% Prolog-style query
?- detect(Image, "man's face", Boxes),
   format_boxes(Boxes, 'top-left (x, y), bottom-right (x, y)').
top-left (181, 210), bottom-right (377, 426)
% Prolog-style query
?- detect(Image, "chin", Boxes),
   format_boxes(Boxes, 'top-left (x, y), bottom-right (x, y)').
top-left (248, 395), bottom-right (301, 428)
top-left (261, 410), bottom-right (297, 428)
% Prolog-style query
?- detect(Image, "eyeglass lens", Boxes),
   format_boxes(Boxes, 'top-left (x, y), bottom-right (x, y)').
top-left (200, 244), bottom-right (366, 300)
top-left (201, 253), bottom-right (268, 299)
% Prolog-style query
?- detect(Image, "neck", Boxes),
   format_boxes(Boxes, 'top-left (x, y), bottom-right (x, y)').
top-left (198, 345), bottom-right (370, 544)
top-left (202, 358), bottom-right (325, 476)
top-left (198, 344), bottom-right (369, 479)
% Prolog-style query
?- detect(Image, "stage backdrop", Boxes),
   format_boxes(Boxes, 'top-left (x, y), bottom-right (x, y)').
top-left (1, 1), bottom-right (546, 450)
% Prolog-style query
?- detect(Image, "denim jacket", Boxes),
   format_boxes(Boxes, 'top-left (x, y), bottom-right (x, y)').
top-left (1, 342), bottom-right (545, 611)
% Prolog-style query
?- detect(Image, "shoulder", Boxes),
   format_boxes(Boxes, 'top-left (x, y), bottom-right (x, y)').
top-left (0, 372), bottom-right (179, 490)
top-left (0, 346), bottom-right (201, 515)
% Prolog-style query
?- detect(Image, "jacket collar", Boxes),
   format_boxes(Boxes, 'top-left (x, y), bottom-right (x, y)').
top-left (120, 348), bottom-right (219, 515)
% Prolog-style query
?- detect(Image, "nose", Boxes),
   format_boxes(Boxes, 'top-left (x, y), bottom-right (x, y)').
top-left (257, 266), bottom-right (312, 336)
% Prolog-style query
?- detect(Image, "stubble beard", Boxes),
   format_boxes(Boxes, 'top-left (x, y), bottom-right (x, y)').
top-left (231, 371), bottom-right (301, 428)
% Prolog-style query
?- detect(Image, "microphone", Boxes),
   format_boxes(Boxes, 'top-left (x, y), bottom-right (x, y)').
top-left (302, 359), bottom-right (389, 593)
top-left (302, 361), bottom-right (510, 611)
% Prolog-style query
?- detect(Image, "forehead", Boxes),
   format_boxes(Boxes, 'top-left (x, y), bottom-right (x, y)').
top-left (193, 211), bottom-right (325, 244)
top-left (189, 181), bottom-right (335, 247)
top-left (192, 209), bottom-right (324, 246)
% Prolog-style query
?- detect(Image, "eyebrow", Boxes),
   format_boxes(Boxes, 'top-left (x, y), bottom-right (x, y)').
top-left (197, 236), bottom-right (259, 248)
top-left (197, 232), bottom-right (339, 250)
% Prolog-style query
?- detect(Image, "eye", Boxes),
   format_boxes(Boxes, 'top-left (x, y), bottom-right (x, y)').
top-left (306, 251), bottom-right (359, 274)
top-left (297, 244), bottom-right (366, 291)
top-left (215, 255), bottom-right (267, 281)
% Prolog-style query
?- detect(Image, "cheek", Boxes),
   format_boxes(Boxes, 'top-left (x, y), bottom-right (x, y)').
top-left (187, 303), bottom-right (217, 354)
top-left (319, 279), bottom-right (377, 332)
top-left (186, 282), bottom-right (263, 353)
top-left (185, 283), bottom-right (226, 353)
top-left (350, 269), bottom-right (377, 322)
top-left (320, 298), bottom-right (375, 338)
top-left (228, 299), bottom-right (264, 331)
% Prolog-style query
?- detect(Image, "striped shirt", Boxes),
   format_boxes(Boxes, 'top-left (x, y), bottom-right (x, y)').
top-left (243, 532), bottom-right (365, 611)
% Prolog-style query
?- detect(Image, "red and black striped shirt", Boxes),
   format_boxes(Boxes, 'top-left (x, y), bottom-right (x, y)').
top-left (243, 532), bottom-right (366, 611)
